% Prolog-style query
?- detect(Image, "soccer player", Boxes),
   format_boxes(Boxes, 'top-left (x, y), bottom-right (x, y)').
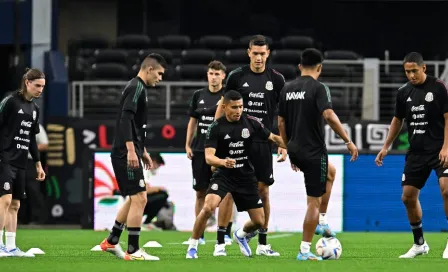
top-left (278, 48), bottom-right (358, 261)
top-left (185, 60), bottom-right (233, 246)
top-left (0, 68), bottom-right (46, 257)
top-left (375, 52), bottom-right (448, 259)
top-left (185, 90), bottom-right (287, 259)
top-left (214, 34), bottom-right (286, 256)
top-left (99, 53), bottom-right (167, 261)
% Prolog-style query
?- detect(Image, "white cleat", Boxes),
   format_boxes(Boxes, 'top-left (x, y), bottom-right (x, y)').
top-left (8, 247), bottom-right (35, 257)
top-left (399, 242), bottom-right (429, 258)
top-left (186, 247), bottom-right (198, 259)
top-left (124, 248), bottom-right (159, 261)
top-left (256, 244), bottom-right (280, 256)
top-left (224, 235), bottom-right (232, 246)
top-left (443, 240), bottom-right (448, 259)
top-left (0, 245), bottom-right (12, 257)
top-left (213, 244), bottom-right (227, 257)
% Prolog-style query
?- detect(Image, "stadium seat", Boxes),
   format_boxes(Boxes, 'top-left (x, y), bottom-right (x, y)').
top-left (86, 63), bottom-right (129, 80)
top-left (280, 36), bottom-right (314, 50)
top-left (225, 63), bottom-right (246, 74)
top-left (324, 50), bottom-right (360, 60)
top-left (224, 49), bottom-right (248, 64)
top-left (175, 64), bottom-right (208, 81)
top-left (138, 49), bottom-right (174, 65)
top-left (93, 49), bottom-right (128, 65)
top-left (270, 64), bottom-right (298, 81)
top-left (271, 50), bottom-right (302, 65)
top-left (320, 64), bottom-right (352, 82)
top-left (116, 34), bottom-right (151, 50)
top-left (180, 49), bottom-right (216, 65)
top-left (197, 35), bottom-right (233, 50)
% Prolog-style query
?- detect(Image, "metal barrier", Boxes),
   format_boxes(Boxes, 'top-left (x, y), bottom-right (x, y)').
top-left (70, 59), bottom-right (448, 120)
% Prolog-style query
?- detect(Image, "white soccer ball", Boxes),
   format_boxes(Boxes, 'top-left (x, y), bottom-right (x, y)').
top-left (315, 237), bottom-right (342, 260)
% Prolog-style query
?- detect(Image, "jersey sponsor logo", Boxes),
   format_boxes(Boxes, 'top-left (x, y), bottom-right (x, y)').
top-left (247, 101), bottom-right (264, 107)
top-left (18, 109), bottom-right (24, 114)
top-left (406, 97), bottom-right (412, 102)
top-left (425, 92), bottom-right (433, 102)
top-left (224, 134), bottom-right (231, 139)
top-left (16, 144), bottom-right (29, 150)
top-left (229, 141), bottom-right (244, 148)
top-left (21, 120), bottom-right (32, 128)
top-left (286, 91), bottom-right (306, 100)
top-left (249, 92), bottom-right (264, 99)
top-left (229, 149), bottom-right (244, 155)
top-left (202, 116), bottom-right (214, 121)
top-left (241, 128), bottom-right (250, 138)
top-left (19, 129), bottom-right (30, 135)
top-left (14, 136), bottom-right (30, 143)
top-left (411, 105), bottom-right (425, 112)
top-left (243, 82), bottom-right (249, 87)
top-left (139, 179), bottom-right (145, 188)
top-left (265, 81), bottom-right (273, 91)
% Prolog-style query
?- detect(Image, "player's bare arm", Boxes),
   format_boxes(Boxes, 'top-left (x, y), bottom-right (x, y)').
top-left (185, 117), bottom-right (198, 159)
top-left (142, 147), bottom-right (153, 170)
top-left (322, 108), bottom-right (358, 161)
top-left (268, 133), bottom-right (287, 149)
top-left (439, 113), bottom-right (448, 167)
top-left (375, 117), bottom-right (404, 166)
top-left (277, 116), bottom-right (288, 148)
top-left (205, 147), bottom-right (236, 168)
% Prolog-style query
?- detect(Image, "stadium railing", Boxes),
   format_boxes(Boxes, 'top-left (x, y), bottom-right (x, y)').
top-left (69, 59), bottom-right (448, 121)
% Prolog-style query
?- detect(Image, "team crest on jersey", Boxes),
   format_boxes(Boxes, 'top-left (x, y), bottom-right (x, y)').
top-left (425, 92), bottom-right (433, 102)
top-left (4, 182), bottom-right (10, 191)
top-left (139, 179), bottom-right (145, 188)
top-left (265, 81), bottom-right (273, 91)
top-left (241, 128), bottom-right (250, 138)
top-left (32, 111), bottom-right (36, 120)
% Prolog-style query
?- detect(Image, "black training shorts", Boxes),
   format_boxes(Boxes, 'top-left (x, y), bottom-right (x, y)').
top-left (0, 162), bottom-right (26, 200)
top-left (289, 151), bottom-right (328, 197)
top-left (111, 156), bottom-right (146, 196)
top-left (402, 152), bottom-right (448, 189)
top-left (206, 172), bottom-right (263, 212)
top-left (250, 141), bottom-right (274, 186)
top-left (191, 151), bottom-right (213, 191)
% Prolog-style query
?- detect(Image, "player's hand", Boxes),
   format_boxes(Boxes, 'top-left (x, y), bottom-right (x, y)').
top-left (375, 147), bottom-right (388, 166)
top-left (221, 158), bottom-right (236, 168)
top-left (277, 147), bottom-right (287, 162)
top-left (142, 152), bottom-right (153, 170)
top-left (347, 142), bottom-right (358, 162)
top-left (36, 164), bottom-right (46, 181)
top-left (291, 164), bottom-right (300, 172)
top-left (186, 146), bottom-right (193, 160)
top-left (127, 150), bottom-right (140, 169)
top-left (439, 147), bottom-right (448, 168)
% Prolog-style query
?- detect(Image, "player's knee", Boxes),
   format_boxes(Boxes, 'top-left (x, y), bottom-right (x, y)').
top-left (132, 191), bottom-right (148, 206)
top-left (441, 186), bottom-right (448, 199)
top-left (327, 163), bottom-right (336, 183)
top-left (252, 213), bottom-right (265, 228)
top-left (201, 204), bottom-right (216, 217)
top-left (0, 194), bottom-right (12, 208)
top-left (401, 194), bottom-right (417, 206)
top-left (9, 200), bottom-right (20, 212)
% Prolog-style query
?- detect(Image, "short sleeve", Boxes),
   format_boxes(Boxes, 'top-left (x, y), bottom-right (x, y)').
top-left (123, 82), bottom-right (144, 113)
top-left (435, 79), bottom-right (448, 114)
top-left (278, 86), bottom-right (287, 118)
top-left (188, 90), bottom-right (200, 118)
top-left (247, 115), bottom-right (271, 140)
top-left (394, 90), bottom-right (406, 119)
top-left (204, 121), bottom-right (219, 149)
top-left (224, 69), bottom-right (240, 93)
top-left (316, 83), bottom-right (332, 114)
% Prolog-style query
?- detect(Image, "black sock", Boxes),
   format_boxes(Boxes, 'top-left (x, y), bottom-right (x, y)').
top-left (107, 220), bottom-right (125, 245)
top-left (201, 232), bottom-right (204, 239)
top-left (259, 228), bottom-right (268, 245)
top-left (226, 222), bottom-right (233, 237)
top-left (127, 227), bottom-right (141, 254)
top-left (410, 221), bottom-right (424, 245)
top-left (217, 226), bottom-right (226, 244)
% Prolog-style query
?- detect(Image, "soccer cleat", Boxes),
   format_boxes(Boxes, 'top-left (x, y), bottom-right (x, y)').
top-left (256, 244), bottom-right (280, 256)
top-left (124, 248), bottom-right (159, 261)
top-left (186, 247), bottom-right (198, 259)
top-left (8, 247), bottom-right (35, 257)
top-left (315, 224), bottom-right (336, 237)
top-left (399, 242), bottom-right (429, 258)
top-left (213, 243), bottom-right (227, 257)
top-left (297, 252), bottom-right (323, 261)
top-left (0, 245), bottom-right (13, 257)
top-left (100, 238), bottom-right (126, 259)
top-left (233, 230), bottom-right (252, 257)
top-left (199, 238), bottom-right (206, 245)
top-left (443, 240), bottom-right (448, 259)
top-left (245, 230), bottom-right (258, 243)
top-left (224, 235), bottom-right (232, 246)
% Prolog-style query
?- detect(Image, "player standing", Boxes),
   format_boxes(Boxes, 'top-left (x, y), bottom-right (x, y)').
top-left (0, 68), bottom-right (46, 257)
top-left (375, 52), bottom-right (448, 259)
top-left (185, 60), bottom-right (233, 246)
top-left (186, 90), bottom-right (287, 258)
top-left (214, 35), bottom-right (286, 256)
top-left (278, 48), bottom-right (358, 261)
top-left (99, 53), bottom-right (167, 261)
